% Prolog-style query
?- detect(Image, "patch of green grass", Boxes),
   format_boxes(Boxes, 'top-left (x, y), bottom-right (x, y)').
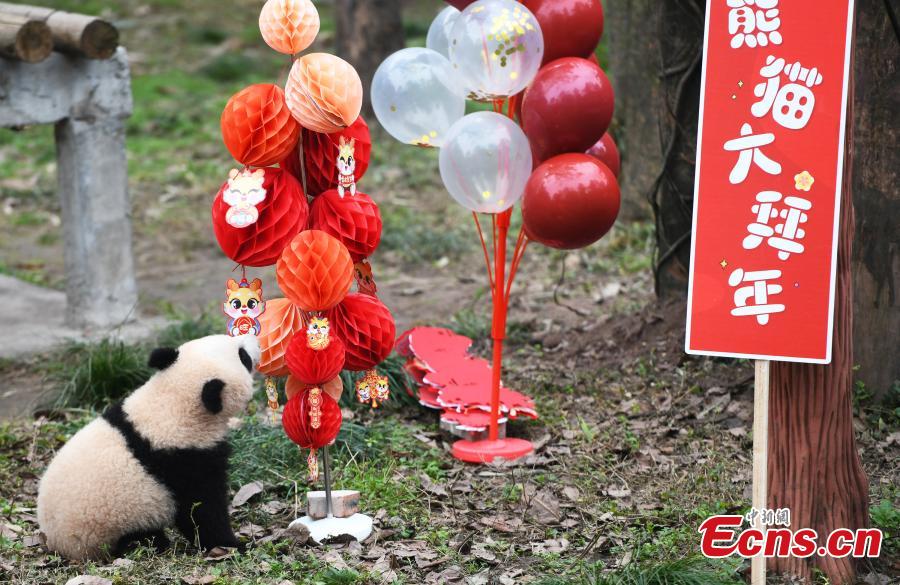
top-left (50, 339), bottom-right (152, 409)
top-left (379, 202), bottom-right (472, 264)
top-left (557, 556), bottom-right (743, 585)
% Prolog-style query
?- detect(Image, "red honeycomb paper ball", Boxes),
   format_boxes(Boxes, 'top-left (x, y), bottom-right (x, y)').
top-left (327, 293), bottom-right (396, 371)
top-left (282, 387), bottom-right (342, 449)
top-left (212, 167), bottom-right (308, 267)
top-left (309, 189), bottom-right (382, 262)
top-left (280, 116), bottom-right (371, 197)
top-left (276, 230), bottom-right (354, 311)
top-left (285, 333), bottom-right (346, 385)
top-left (221, 84), bottom-right (300, 168)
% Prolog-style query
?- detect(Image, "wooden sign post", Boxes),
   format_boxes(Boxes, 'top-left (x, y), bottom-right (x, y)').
top-left (686, 1), bottom-right (855, 582)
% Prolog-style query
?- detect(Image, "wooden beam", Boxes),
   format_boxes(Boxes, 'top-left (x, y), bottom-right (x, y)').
top-left (0, 3), bottom-right (118, 59)
top-left (0, 15), bottom-right (52, 62)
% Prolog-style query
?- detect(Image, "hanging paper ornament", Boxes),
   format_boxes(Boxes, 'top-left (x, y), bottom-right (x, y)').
top-left (309, 189), bottom-right (382, 263)
top-left (259, 0), bottom-right (320, 56)
top-left (305, 315), bottom-right (332, 350)
top-left (264, 377), bottom-right (279, 422)
top-left (257, 298), bottom-right (305, 377)
top-left (221, 168), bottom-right (267, 229)
top-left (276, 230), bottom-right (354, 311)
top-left (327, 293), bottom-right (396, 371)
top-left (212, 167), bottom-right (308, 267)
top-left (356, 370), bottom-right (390, 408)
top-left (521, 57), bottom-right (614, 162)
top-left (223, 277), bottom-right (265, 336)
top-left (280, 116), bottom-right (371, 197)
top-left (521, 153), bottom-right (620, 249)
top-left (522, 0), bottom-right (604, 65)
top-left (586, 132), bottom-right (620, 178)
top-left (285, 325), bottom-right (346, 385)
top-left (221, 84), bottom-right (300, 168)
top-left (281, 387), bottom-right (342, 481)
top-left (285, 53), bottom-right (363, 134)
top-left (286, 374), bottom-right (343, 402)
top-left (354, 260), bottom-right (378, 296)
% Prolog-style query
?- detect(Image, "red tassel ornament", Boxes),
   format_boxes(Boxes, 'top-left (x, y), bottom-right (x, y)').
top-left (281, 387), bottom-right (342, 481)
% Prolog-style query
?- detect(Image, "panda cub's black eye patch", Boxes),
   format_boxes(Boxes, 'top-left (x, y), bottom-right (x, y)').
top-left (238, 348), bottom-right (253, 374)
top-left (148, 347), bottom-right (179, 370)
top-left (201, 379), bottom-right (226, 414)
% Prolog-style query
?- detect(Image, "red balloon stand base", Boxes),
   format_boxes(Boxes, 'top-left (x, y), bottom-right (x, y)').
top-left (451, 437), bottom-right (534, 463)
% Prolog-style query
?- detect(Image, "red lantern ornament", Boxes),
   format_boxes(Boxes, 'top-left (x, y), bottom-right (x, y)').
top-left (221, 84), bottom-right (300, 168)
top-left (309, 189), bottom-right (382, 263)
top-left (586, 133), bottom-right (620, 177)
top-left (521, 153), bottom-right (620, 250)
top-left (212, 167), bottom-right (308, 267)
top-left (281, 116), bottom-right (371, 197)
top-left (281, 387), bottom-right (342, 481)
top-left (285, 331), bottom-right (346, 385)
top-left (522, 0), bottom-right (604, 66)
top-left (276, 230), bottom-right (354, 311)
top-left (521, 57), bottom-right (614, 163)
top-left (327, 293), bottom-right (396, 371)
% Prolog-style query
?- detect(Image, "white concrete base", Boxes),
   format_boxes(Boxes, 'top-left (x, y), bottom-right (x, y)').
top-left (290, 513), bottom-right (373, 544)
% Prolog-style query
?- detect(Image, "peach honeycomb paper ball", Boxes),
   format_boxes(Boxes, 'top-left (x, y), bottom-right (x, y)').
top-left (285, 53), bottom-right (363, 134)
top-left (259, 0), bottom-right (320, 55)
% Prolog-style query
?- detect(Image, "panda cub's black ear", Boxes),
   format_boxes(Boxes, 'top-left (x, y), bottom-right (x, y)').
top-left (201, 379), bottom-right (226, 414)
top-left (148, 347), bottom-right (179, 370)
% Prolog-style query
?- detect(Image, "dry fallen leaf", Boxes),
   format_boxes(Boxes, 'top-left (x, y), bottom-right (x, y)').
top-left (181, 574), bottom-right (216, 585)
top-left (527, 490), bottom-right (561, 525)
top-left (203, 546), bottom-right (236, 561)
top-left (231, 481), bottom-right (263, 508)
top-left (64, 577), bottom-right (112, 585)
top-left (606, 486), bottom-right (631, 499)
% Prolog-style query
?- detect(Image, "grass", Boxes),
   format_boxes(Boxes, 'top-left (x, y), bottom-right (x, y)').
top-left (575, 556), bottom-right (744, 585)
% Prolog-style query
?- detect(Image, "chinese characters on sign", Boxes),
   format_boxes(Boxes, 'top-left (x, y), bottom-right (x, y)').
top-left (686, 0), bottom-right (855, 363)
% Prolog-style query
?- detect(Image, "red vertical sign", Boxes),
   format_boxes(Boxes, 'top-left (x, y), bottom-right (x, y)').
top-left (686, 0), bottom-right (855, 363)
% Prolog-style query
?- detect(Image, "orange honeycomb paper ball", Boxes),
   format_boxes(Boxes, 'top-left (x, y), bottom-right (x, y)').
top-left (257, 298), bottom-right (304, 377)
top-left (276, 230), bottom-right (354, 311)
top-left (221, 84), bottom-right (300, 168)
top-left (327, 293), bottom-right (396, 371)
top-left (259, 0), bottom-right (319, 55)
top-left (285, 53), bottom-right (363, 134)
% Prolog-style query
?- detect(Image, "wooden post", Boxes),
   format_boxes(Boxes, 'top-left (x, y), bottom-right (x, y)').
top-left (751, 360), bottom-right (769, 585)
top-left (0, 15), bottom-right (51, 62)
top-left (0, 3), bottom-right (118, 59)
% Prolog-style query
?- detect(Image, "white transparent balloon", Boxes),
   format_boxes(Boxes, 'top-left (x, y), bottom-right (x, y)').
top-left (426, 6), bottom-right (460, 59)
top-left (439, 111), bottom-right (533, 214)
top-left (371, 47), bottom-right (466, 148)
top-left (448, 0), bottom-right (544, 102)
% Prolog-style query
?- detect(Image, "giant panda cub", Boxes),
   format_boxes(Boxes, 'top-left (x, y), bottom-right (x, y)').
top-left (37, 334), bottom-right (260, 560)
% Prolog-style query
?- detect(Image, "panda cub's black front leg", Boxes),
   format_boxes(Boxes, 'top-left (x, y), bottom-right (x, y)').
top-left (175, 495), bottom-right (240, 551)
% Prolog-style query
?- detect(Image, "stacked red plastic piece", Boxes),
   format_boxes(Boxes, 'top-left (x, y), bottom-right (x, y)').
top-left (395, 327), bottom-right (537, 438)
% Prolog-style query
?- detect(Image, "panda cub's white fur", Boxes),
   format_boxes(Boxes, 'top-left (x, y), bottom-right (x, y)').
top-left (38, 334), bottom-right (260, 560)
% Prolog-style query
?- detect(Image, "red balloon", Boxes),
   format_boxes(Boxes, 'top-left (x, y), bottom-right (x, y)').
top-left (444, 0), bottom-right (476, 9)
top-left (286, 333), bottom-right (346, 385)
top-left (586, 133), bottom-right (620, 177)
top-left (327, 293), bottom-right (396, 371)
top-left (522, 0), bottom-right (604, 65)
top-left (280, 116), bottom-right (371, 197)
top-left (211, 168), bottom-right (309, 267)
top-left (521, 153), bottom-right (620, 250)
top-left (310, 189), bottom-right (382, 263)
top-left (282, 387), bottom-right (342, 450)
top-left (522, 57), bottom-right (614, 163)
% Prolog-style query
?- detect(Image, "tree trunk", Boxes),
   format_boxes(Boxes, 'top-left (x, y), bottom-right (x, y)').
top-left (767, 68), bottom-right (869, 583)
top-left (651, 0), bottom-right (704, 299)
top-left (603, 0), bottom-right (661, 221)
top-left (334, 0), bottom-right (405, 118)
top-left (851, 0), bottom-right (900, 404)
